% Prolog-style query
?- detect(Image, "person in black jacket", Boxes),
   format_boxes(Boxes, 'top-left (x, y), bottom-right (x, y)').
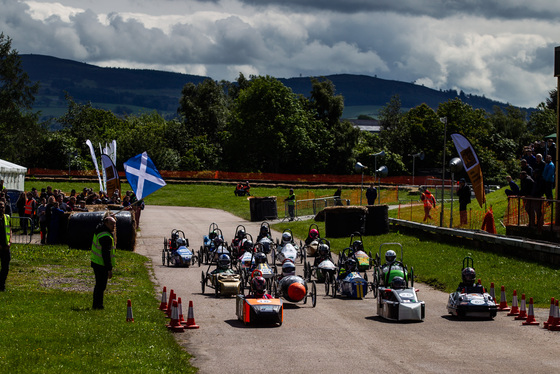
top-left (90, 215), bottom-right (116, 310)
top-left (456, 178), bottom-right (471, 226)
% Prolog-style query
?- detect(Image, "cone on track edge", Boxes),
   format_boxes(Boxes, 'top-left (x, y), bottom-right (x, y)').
top-left (489, 283), bottom-right (496, 303)
top-left (166, 290), bottom-right (176, 318)
top-left (548, 300), bottom-right (560, 331)
top-left (167, 300), bottom-right (185, 332)
top-left (497, 285), bottom-right (511, 312)
top-left (159, 286), bottom-right (168, 311)
top-left (185, 300), bottom-right (200, 329)
top-left (543, 297), bottom-right (556, 328)
top-left (178, 297), bottom-right (187, 326)
top-left (126, 299), bottom-right (134, 322)
top-left (507, 290), bottom-right (520, 316)
top-left (515, 294), bottom-right (527, 320)
top-left (522, 297), bottom-right (539, 326)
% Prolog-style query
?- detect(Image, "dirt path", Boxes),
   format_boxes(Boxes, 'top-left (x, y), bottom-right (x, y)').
top-left (135, 205), bottom-right (560, 374)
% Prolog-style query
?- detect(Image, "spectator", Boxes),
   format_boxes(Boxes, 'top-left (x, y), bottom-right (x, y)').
top-left (534, 153), bottom-right (545, 177)
top-left (522, 147), bottom-right (536, 169)
top-left (284, 188), bottom-right (296, 221)
top-left (542, 154), bottom-right (555, 200)
top-left (520, 159), bottom-right (533, 178)
top-left (456, 178), bottom-right (471, 226)
top-left (334, 187), bottom-right (342, 206)
top-left (47, 201), bottom-right (65, 244)
top-left (37, 198), bottom-right (47, 244)
top-left (23, 192), bottom-right (36, 235)
top-left (0, 201), bottom-right (12, 292)
top-left (529, 169), bottom-right (545, 229)
top-left (504, 176), bottom-right (520, 197)
top-left (366, 184), bottom-right (377, 205)
top-left (546, 139), bottom-right (556, 164)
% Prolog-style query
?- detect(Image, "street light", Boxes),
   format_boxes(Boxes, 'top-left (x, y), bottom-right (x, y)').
top-left (375, 165), bottom-right (389, 205)
top-left (449, 157), bottom-right (463, 228)
top-left (371, 151), bottom-right (386, 205)
top-left (354, 162), bottom-right (367, 205)
top-left (439, 117), bottom-right (447, 227)
top-left (408, 151), bottom-right (424, 186)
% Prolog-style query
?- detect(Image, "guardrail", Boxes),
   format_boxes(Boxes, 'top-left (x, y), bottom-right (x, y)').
top-left (10, 216), bottom-right (35, 244)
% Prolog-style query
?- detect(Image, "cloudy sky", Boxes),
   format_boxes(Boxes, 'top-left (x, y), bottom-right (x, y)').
top-left (2, 0), bottom-right (559, 108)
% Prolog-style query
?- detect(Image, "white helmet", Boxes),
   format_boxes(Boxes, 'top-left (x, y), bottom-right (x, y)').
top-left (282, 232), bottom-right (292, 244)
top-left (385, 250), bottom-right (396, 264)
top-left (282, 260), bottom-right (296, 276)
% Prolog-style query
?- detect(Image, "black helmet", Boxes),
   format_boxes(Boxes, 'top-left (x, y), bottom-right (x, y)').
top-left (391, 276), bottom-right (406, 289)
top-left (385, 250), bottom-right (396, 264)
top-left (254, 252), bottom-right (266, 264)
top-left (346, 258), bottom-right (357, 272)
top-left (243, 240), bottom-right (253, 252)
top-left (237, 229), bottom-right (246, 238)
top-left (260, 226), bottom-right (269, 235)
top-left (218, 254), bottom-right (230, 270)
top-left (462, 267), bottom-right (476, 284)
top-left (176, 237), bottom-right (186, 247)
top-left (282, 260), bottom-right (296, 276)
top-left (318, 243), bottom-right (330, 257)
top-left (251, 276), bottom-right (266, 295)
top-left (352, 240), bottom-right (363, 252)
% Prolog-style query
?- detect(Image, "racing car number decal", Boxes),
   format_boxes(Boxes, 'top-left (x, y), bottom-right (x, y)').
top-left (399, 292), bottom-right (414, 298)
top-left (257, 299), bottom-right (272, 303)
top-left (470, 299), bottom-right (485, 305)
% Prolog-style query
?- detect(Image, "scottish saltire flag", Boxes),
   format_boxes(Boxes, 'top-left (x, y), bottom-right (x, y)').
top-left (123, 152), bottom-right (166, 200)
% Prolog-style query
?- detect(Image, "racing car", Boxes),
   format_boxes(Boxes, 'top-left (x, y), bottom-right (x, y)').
top-left (273, 229), bottom-right (305, 265)
top-left (373, 245), bottom-right (424, 322)
top-left (201, 253), bottom-right (242, 297)
top-left (255, 222), bottom-right (275, 255)
top-left (446, 256), bottom-right (497, 319)
top-left (302, 224), bottom-right (321, 257)
top-left (271, 259), bottom-right (317, 308)
top-left (338, 232), bottom-right (372, 273)
top-left (330, 256), bottom-right (369, 299)
top-left (230, 224), bottom-right (248, 258)
top-left (162, 229), bottom-right (199, 267)
top-left (304, 238), bottom-right (337, 294)
top-left (199, 223), bottom-right (225, 264)
top-left (236, 273), bottom-right (283, 326)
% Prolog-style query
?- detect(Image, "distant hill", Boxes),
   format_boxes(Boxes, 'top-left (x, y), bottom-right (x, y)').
top-left (20, 54), bottom-right (526, 121)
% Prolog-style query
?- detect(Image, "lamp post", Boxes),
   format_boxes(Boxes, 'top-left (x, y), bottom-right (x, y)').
top-left (67, 151), bottom-right (78, 178)
top-left (354, 162), bottom-right (367, 205)
top-left (371, 151), bottom-right (385, 205)
top-left (449, 157), bottom-right (463, 228)
top-left (408, 151), bottom-right (424, 186)
top-left (439, 117), bottom-right (447, 227)
top-left (375, 165), bottom-right (389, 205)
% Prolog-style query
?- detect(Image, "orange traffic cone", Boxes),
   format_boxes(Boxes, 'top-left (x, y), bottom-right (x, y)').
top-left (522, 297), bottom-right (539, 326)
top-left (185, 300), bottom-right (200, 329)
top-left (497, 285), bottom-right (511, 312)
top-left (126, 299), bottom-right (134, 322)
top-left (489, 283), bottom-right (497, 303)
top-left (543, 298), bottom-right (556, 328)
top-left (167, 300), bottom-right (185, 332)
top-left (548, 300), bottom-right (560, 331)
top-left (177, 297), bottom-right (187, 326)
top-left (166, 290), bottom-right (176, 318)
top-left (515, 294), bottom-right (527, 320)
top-left (159, 286), bottom-right (168, 311)
top-left (507, 290), bottom-right (520, 316)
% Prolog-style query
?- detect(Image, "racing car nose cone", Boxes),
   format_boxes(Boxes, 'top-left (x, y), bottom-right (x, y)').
top-left (288, 282), bottom-right (306, 301)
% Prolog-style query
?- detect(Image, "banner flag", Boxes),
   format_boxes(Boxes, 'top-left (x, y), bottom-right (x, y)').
top-left (101, 154), bottom-right (121, 200)
top-left (451, 133), bottom-right (485, 207)
top-left (86, 139), bottom-right (103, 192)
top-left (123, 152), bottom-right (166, 200)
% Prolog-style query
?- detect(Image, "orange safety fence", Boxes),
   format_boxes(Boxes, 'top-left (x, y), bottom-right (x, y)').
top-left (503, 196), bottom-right (556, 228)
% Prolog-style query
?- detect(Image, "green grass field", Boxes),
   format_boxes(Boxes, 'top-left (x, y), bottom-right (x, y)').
top-left (1, 180), bottom-right (556, 372)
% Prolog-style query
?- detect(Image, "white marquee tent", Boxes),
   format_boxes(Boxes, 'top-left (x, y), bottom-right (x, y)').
top-left (0, 159), bottom-right (27, 191)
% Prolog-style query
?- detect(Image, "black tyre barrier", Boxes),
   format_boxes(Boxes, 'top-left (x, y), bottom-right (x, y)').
top-left (67, 210), bottom-right (136, 251)
top-left (365, 205), bottom-right (389, 235)
top-left (324, 206), bottom-right (367, 238)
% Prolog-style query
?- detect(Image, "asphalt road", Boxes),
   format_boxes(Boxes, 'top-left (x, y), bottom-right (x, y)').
top-left (135, 205), bottom-right (560, 374)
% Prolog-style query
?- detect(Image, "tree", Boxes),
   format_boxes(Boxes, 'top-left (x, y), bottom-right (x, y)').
top-left (0, 33), bottom-right (43, 165)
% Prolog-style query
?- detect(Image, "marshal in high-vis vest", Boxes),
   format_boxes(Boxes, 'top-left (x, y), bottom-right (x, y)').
top-left (90, 215), bottom-right (116, 310)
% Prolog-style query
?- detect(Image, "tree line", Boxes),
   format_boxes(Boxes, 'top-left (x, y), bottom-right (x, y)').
top-left (1, 33), bottom-right (556, 184)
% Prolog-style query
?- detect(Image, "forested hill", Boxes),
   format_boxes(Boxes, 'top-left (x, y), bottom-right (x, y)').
top-left (21, 54), bottom-right (523, 119)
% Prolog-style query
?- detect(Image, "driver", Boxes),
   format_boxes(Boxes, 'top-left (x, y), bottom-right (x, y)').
top-left (351, 240), bottom-right (364, 254)
top-left (305, 228), bottom-right (320, 246)
top-left (211, 254), bottom-right (234, 275)
top-left (313, 243), bottom-right (331, 267)
top-left (249, 276), bottom-right (271, 299)
top-left (281, 232), bottom-right (293, 246)
top-left (256, 225), bottom-right (271, 242)
top-left (456, 267), bottom-right (483, 293)
top-left (278, 259), bottom-right (296, 281)
top-left (381, 250), bottom-right (405, 286)
top-left (338, 258), bottom-right (357, 280)
top-left (231, 229), bottom-right (246, 249)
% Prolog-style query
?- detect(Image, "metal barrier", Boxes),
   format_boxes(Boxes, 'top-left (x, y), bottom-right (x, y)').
top-left (282, 196), bottom-right (350, 221)
top-left (10, 216), bottom-right (35, 244)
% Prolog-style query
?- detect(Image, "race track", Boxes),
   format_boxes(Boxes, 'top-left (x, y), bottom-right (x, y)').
top-left (135, 206), bottom-right (560, 374)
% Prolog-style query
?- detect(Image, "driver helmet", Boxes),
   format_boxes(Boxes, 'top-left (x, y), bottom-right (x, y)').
top-left (345, 258), bottom-right (357, 272)
top-left (352, 240), bottom-right (364, 252)
top-left (318, 243), bottom-right (330, 258)
top-left (385, 250), bottom-right (396, 264)
top-left (310, 228), bottom-right (319, 239)
top-left (213, 237), bottom-right (223, 247)
top-left (254, 252), bottom-right (266, 264)
top-left (260, 226), bottom-right (269, 236)
top-left (243, 240), bottom-right (253, 252)
top-left (282, 232), bottom-right (292, 244)
top-left (209, 230), bottom-right (217, 240)
top-left (237, 229), bottom-right (246, 239)
top-left (461, 267), bottom-right (476, 284)
top-left (218, 254), bottom-right (230, 270)
top-left (282, 260), bottom-right (296, 276)
top-left (176, 237), bottom-right (186, 247)
top-left (391, 276), bottom-right (406, 289)
top-left (251, 276), bottom-right (266, 296)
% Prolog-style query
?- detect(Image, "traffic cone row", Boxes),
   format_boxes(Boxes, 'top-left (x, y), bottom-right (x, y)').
top-left (159, 286), bottom-right (199, 331)
top-left (507, 290), bottom-right (519, 316)
top-left (515, 294), bottom-right (527, 320)
top-left (522, 297), bottom-right (540, 326)
top-left (497, 285), bottom-right (511, 312)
